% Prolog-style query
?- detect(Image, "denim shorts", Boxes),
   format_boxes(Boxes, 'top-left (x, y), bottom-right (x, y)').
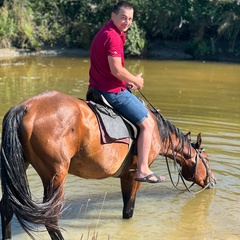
top-left (101, 90), bottom-right (148, 124)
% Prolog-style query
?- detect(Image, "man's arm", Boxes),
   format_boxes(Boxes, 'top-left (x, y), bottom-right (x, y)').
top-left (108, 56), bottom-right (144, 89)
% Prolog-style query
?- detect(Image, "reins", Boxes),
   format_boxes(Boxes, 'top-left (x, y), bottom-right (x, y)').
top-left (138, 90), bottom-right (210, 194)
top-left (165, 135), bottom-right (195, 193)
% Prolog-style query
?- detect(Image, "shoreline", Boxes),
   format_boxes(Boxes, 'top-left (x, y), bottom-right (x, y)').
top-left (0, 47), bottom-right (239, 63)
top-left (0, 48), bottom-right (90, 58)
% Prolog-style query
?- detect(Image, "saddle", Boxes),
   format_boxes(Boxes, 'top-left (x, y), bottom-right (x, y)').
top-left (86, 88), bottom-right (138, 145)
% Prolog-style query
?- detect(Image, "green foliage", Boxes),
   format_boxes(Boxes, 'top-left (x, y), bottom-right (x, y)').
top-left (185, 39), bottom-right (209, 58)
top-left (0, 0), bottom-right (239, 57)
top-left (215, 1), bottom-right (240, 49)
top-left (0, 6), bottom-right (17, 47)
top-left (0, 0), bottom-right (40, 49)
top-left (133, 0), bottom-right (181, 40)
top-left (29, 0), bottom-right (67, 47)
top-left (125, 21), bottom-right (146, 57)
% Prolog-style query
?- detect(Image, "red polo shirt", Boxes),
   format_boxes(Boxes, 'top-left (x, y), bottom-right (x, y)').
top-left (89, 20), bottom-right (127, 93)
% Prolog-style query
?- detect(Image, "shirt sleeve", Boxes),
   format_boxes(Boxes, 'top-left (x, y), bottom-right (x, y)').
top-left (105, 33), bottom-right (123, 58)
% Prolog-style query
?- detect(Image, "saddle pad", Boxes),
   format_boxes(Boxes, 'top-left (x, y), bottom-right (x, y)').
top-left (87, 101), bottom-right (133, 144)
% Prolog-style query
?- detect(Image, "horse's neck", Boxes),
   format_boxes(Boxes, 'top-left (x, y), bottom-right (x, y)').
top-left (152, 110), bottom-right (196, 164)
top-left (160, 135), bottom-right (195, 165)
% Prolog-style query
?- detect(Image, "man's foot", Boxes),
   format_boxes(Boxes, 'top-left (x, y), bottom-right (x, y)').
top-left (135, 173), bottom-right (165, 183)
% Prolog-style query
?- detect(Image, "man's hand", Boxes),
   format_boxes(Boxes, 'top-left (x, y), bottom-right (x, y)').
top-left (135, 73), bottom-right (144, 90)
top-left (127, 82), bottom-right (138, 90)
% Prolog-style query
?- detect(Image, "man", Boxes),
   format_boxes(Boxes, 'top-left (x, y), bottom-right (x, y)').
top-left (88, 1), bottom-right (165, 183)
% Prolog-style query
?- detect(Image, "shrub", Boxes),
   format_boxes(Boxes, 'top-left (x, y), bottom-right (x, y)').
top-left (125, 21), bottom-right (146, 57)
top-left (0, 6), bottom-right (17, 48)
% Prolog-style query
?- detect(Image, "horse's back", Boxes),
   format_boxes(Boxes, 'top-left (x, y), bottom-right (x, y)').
top-left (20, 90), bottom-right (82, 113)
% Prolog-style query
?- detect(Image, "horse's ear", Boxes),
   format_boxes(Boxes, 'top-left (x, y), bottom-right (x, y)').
top-left (195, 133), bottom-right (202, 149)
top-left (185, 132), bottom-right (191, 140)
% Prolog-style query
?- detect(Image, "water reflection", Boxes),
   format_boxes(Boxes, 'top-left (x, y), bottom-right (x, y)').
top-left (167, 190), bottom-right (216, 240)
top-left (0, 56), bottom-right (239, 240)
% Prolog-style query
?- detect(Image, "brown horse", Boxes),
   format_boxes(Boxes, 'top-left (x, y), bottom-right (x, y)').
top-left (0, 90), bottom-right (216, 240)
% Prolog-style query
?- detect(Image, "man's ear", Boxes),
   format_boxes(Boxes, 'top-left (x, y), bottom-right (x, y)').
top-left (111, 12), bottom-right (115, 20)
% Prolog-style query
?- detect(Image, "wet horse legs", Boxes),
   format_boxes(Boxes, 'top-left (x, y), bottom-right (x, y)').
top-left (43, 184), bottom-right (65, 240)
top-left (47, 230), bottom-right (64, 240)
top-left (120, 174), bottom-right (141, 219)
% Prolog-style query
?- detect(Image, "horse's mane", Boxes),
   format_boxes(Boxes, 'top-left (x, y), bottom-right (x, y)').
top-left (148, 105), bottom-right (192, 156)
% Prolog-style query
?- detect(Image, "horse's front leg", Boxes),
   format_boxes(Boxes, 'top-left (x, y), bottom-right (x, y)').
top-left (0, 195), bottom-right (14, 239)
top-left (120, 171), bottom-right (141, 219)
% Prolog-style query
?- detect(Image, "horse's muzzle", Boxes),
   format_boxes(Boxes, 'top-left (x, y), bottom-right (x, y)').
top-left (207, 177), bottom-right (217, 189)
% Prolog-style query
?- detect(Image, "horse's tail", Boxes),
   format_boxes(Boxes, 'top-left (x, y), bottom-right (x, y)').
top-left (0, 105), bottom-right (63, 238)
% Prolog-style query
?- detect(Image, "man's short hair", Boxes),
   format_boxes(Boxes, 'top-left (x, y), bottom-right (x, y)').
top-left (112, 1), bottom-right (134, 14)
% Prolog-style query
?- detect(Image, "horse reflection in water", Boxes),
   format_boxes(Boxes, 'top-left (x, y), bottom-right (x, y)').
top-left (0, 91), bottom-right (216, 240)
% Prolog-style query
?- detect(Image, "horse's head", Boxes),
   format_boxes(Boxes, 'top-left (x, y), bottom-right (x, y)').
top-left (181, 133), bottom-right (216, 189)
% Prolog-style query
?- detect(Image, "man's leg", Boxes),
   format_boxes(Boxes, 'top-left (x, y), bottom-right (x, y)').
top-left (136, 115), bottom-right (165, 182)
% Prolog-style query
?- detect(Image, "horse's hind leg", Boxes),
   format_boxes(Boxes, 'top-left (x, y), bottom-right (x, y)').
top-left (48, 230), bottom-right (64, 240)
top-left (43, 184), bottom-right (65, 240)
top-left (42, 171), bottom-right (68, 240)
top-left (120, 172), bottom-right (141, 219)
top-left (0, 195), bottom-right (14, 239)
top-left (1, 162), bottom-right (29, 239)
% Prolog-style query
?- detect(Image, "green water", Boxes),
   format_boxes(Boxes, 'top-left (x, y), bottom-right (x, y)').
top-left (0, 56), bottom-right (239, 240)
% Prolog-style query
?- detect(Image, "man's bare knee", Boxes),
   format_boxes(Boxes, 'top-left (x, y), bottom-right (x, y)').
top-left (138, 115), bottom-right (154, 130)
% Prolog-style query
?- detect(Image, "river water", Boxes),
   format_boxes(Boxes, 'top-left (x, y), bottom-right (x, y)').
top-left (0, 56), bottom-right (239, 240)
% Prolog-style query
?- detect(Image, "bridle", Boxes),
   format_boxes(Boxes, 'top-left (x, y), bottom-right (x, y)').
top-left (137, 89), bottom-right (212, 194)
top-left (165, 139), bottom-right (212, 194)
top-left (193, 149), bottom-right (211, 184)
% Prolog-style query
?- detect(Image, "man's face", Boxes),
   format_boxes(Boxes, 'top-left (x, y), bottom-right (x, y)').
top-left (111, 7), bottom-right (134, 32)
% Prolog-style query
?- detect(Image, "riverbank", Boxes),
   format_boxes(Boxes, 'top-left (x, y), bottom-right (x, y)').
top-left (0, 48), bottom-right (90, 58)
top-left (0, 46), bottom-right (191, 60)
top-left (0, 44), bottom-right (240, 63)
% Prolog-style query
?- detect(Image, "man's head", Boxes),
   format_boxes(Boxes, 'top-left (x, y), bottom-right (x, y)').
top-left (111, 1), bottom-right (134, 33)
